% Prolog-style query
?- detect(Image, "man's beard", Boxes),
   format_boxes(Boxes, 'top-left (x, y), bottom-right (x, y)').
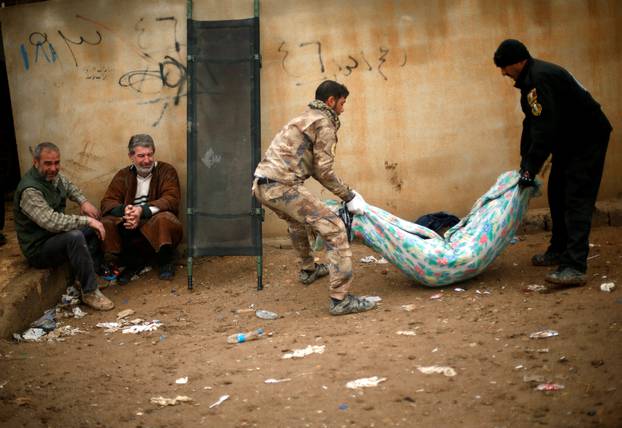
top-left (136, 164), bottom-right (154, 176)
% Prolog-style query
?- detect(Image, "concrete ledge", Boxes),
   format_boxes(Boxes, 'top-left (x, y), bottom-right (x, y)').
top-left (0, 262), bottom-right (69, 339)
top-left (520, 199), bottom-right (622, 234)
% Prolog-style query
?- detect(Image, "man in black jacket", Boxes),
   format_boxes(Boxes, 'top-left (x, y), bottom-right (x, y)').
top-left (494, 39), bottom-right (612, 287)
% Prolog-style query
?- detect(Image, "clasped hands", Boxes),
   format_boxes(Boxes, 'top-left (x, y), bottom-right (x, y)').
top-left (122, 204), bottom-right (143, 230)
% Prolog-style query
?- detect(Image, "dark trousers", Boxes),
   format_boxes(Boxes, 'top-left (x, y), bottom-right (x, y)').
top-left (547, 133), bottom-right (610, 272)
top-left (116, 225), bottom-right (173, 268)
top-left (29, 228), bottom-right (101, 293)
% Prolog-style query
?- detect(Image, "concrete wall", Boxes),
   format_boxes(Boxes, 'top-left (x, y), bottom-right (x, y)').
top-left (2, 0), bottom-right (621, 238)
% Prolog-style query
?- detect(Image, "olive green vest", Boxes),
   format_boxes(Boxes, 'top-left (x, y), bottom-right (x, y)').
top-left (14, 167), bottom-right (68, 259)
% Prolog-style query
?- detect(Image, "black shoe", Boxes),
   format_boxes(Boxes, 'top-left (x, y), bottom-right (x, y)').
top-left (118, 265), bottom-right (144, 285)
top-left (159, 263), bottom-right (175, 280)
top-left (531, 251), bottom-right (561, 267)
top-left (0, 233), bottom-right (6, 247)
top-left (545, 267), bottom-right (587, 286)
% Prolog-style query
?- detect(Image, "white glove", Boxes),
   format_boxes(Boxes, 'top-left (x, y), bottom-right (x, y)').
top-left (346, 191), bottom-right (366, 215)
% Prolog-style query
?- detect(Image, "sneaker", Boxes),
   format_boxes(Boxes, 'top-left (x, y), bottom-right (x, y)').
top-left (299, 263), bottom-right (330, 285)
top-left (329, 294), bottom-right (376, 316)
top-left (159, 263), bottom-right (175, 280)
top-left (81, 289), bottom-right (115, 311)
top-left (531, 251), bottom-right (561, 267)
top-left (545, 267), bottom-right (587, 286)
top-left (118, 265), bottom-right (144, 285)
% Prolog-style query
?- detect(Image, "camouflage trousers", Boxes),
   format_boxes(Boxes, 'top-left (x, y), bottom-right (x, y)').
top-left (253, 179), bottom-right (352, 299)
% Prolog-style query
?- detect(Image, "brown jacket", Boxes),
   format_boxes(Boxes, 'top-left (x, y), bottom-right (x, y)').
top-left (100, 162), bottom-right (182, 253)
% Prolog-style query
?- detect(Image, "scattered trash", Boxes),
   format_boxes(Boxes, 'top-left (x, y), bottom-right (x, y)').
top-left (150, 395), bottom-right (193, 406)
top-left (0, 380), bottom-right (7, 389)
top-left (122, 321), bottom-right (162, 334)
top-left (175, 377), bottom-right (188, 385)
top-left (209, 394), bottom-right (230, 409)
top-left (509, 237), bottom-right (519, 244)
top-left (396, 330), bottom-right (417, 336)
top-left (345, 376), bottom-right (387, 389)
top-left (97, 319), bottom-right (162, 334)
top-left (515, 364), bottom-right (524, 370)
top-left (234, 305), bottom-right (256, 314)
top-left (586, 254), bottom-right (600, 261)
top-left (600, 282), bottom-right (615, 292)
top-left (359, 256), bottom-right (388, 264)
top-left (61, 286), bottom-right (81, 307)
top-left (116, 309), bottom-right (135, 319)
top-left (401, 304), bottom-right (416, 311)
top-left (529, 330), bottom-right (559, 339)
top-left (453, 287), bottom-right (466, 292)
top-left (417, 366), bottom-right (457, 377)
top-left (430, 293), bottom-right (443, 300)
top-left (282, 345), bottom-right (326, 359)
top-left (525, 284), bottom-right (547, 293)
top-left (338, 403), bottom-right (349, 410)
top-left (361, 296), bottom-right (382, 303)
top-left (227, 328), bottom-right (265, 344)
top-left (264, 378), bottom-right (291, 384)
top-left (72, 307), bottom-right (87, 319)
top-left (20, 328), bottom-right (46, 342)
top-left (475, 289), bottom-right (491, 295)
top-left (535, 383), bottom-right (565, 391)
top-left (376, 257), bottom-right (388, 264)
top-left (31, 309), bottom-right (57, 332)
top-left (255, 310), bottom-right (279, 320)
top-left (46, 325), bottom-right (84, 341)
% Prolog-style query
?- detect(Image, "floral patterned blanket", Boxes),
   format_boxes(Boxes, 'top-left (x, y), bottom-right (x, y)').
top-left (351, 171), bottom-right (540, 286)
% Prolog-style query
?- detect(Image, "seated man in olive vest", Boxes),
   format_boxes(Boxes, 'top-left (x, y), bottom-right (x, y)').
top-left (14, 142), bottom-right (114, 311)
top-left (100, 134), bottom-right (182, 284)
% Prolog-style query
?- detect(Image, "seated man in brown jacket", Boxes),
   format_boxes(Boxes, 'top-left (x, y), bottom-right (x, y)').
top-left (101, 134), bottom-right (183, 284)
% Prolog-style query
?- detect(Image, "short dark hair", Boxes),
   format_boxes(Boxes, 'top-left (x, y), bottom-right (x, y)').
top-left (315, 80), bottom-right (349, 102)
top-left (33, 142), bottom-right (60, 160)
top-left (128, 134), bottom-right (155, 154)
top-left (493, 39), bottom-right (531, 67)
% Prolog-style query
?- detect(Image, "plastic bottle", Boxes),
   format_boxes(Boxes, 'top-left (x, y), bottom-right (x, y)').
top-left (226, 328), bottom-right (264, 344)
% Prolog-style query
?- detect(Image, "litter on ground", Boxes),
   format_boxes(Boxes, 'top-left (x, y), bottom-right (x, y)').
top-left (345, 376), bottom-right (387, 389)
top-left (282, 345), bottom-right (326, 359)
top-left (417, 366), bottom-right (457, 377)
top-left (150, 395), bottom-right (193, 406)
top-left (600, 282), bottom-right (615, 292)
top-left (264, 378), bottom-right (291, 384)
top-left (209, 394), bottom-right (230, 408)
top-left (529, 330), bottom-right (559, 339)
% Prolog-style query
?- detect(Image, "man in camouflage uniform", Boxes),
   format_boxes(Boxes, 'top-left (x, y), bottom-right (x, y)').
top-left (253, 80), bottom-right (375, 316)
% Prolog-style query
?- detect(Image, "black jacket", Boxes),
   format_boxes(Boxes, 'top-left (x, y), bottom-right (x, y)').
top-left (515, 58), bottom-right (612, 175)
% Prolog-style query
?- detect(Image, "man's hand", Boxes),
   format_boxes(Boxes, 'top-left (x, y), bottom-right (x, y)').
top-left (123, 204), bottom-right (142, 229)
top-left (346, 191), bottom-right (367, 215)
top-left (87, 217), bottom-right (106, 240)
top-left (518, 169), bottom-right (536, 188)
top-left (81, 201), bottom-right (100, 219)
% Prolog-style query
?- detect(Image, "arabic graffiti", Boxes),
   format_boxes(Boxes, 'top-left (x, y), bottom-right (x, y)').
top-left (278, 40), bottom-right (407, 85)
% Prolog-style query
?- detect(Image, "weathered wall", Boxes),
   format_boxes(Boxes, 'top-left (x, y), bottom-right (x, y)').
top-left (2, 0), bottom-right (621, 239)
top-left (258, 0), bottom-right (622, 236)
top-left (0, 0), bottom-right (187, 212)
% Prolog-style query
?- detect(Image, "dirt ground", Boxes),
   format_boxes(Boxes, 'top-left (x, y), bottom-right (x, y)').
top-left (0, 226), bottom-right (621, 428)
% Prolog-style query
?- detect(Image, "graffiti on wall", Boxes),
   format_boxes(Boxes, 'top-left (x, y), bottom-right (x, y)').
top-left (278, 40), bottom-right (407, 85)
top-left (17, 14), bottom-right (186, 127)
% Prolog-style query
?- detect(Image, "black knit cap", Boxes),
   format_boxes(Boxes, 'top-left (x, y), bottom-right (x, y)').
top-left (493, 39), bottom-right (531, 67)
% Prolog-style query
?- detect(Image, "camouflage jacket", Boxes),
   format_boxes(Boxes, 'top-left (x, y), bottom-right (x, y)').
top-left (254, 101), bottom-right (354, 201)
